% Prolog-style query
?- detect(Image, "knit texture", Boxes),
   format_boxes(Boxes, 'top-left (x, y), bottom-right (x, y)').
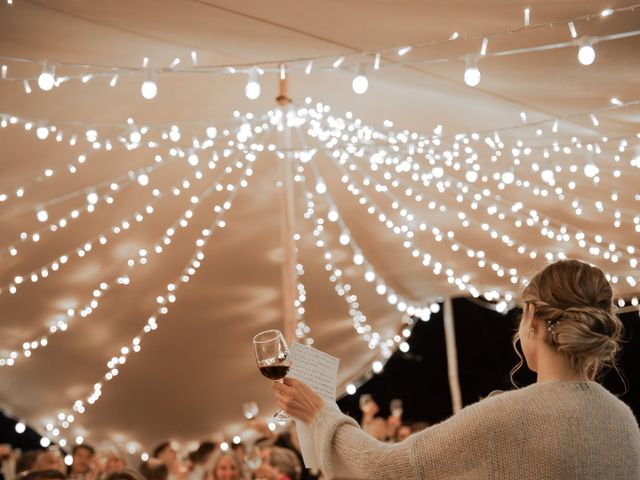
top-left (310, 381), bottom-right (640, 479)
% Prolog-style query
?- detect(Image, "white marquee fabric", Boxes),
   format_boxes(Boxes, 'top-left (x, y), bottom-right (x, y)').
top-left (0, 0), bottom-right (639, 452)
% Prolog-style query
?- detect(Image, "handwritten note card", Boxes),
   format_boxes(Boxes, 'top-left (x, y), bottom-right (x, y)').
top-left (289, 342), bottom-right (340, 469)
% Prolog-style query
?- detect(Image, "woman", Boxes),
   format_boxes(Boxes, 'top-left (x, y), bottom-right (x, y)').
top-left (210, 452), bottom-right (243, 480)
top-left (272, 260), bottom-right (640, 479)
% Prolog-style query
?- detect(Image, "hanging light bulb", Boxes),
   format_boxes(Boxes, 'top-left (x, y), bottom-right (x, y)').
top-left (352, 66), bottom-right (369, 95)
top-left (463, 55), bottom-right (481, 87)
top-left (244, 67), bottom-right (261, 100)
top-left (38, 63), bottom-right (56, 91)
top-left (36, 208), bottom-right (49, 223)
top-left (36, 126), bottom-right (49, 140)
top-left (577, 37), bottom-right (596, 66)
top-left (140, 69), bottom-right (157, 100)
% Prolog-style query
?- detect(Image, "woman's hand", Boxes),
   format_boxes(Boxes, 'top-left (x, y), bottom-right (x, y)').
top-left (272, 377), bottom-right (325, 424)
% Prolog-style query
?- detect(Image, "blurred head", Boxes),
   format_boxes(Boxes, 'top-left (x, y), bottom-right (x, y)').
top-left (189, 442), bottom-right (216, 467)
top-left (513, 260), bottom-right (623, 382)
top-left (139, 459), bottom-right (168, 480)
top-left (396, 424), bottom-right (412, 443)
top-left (151, 443), bottom-right (176, 466)
top-left (33, 450), bottom-right (65, 474)
top-left (101, 451), bottom-right (126, 474)
top-left (104, 469), bottom-right (144, 480)
top-left (20, 469), bottom-right (67, 480)
top-left (266, 447), bottom-right (301, 480)
top-left (365, 418), bottom-right (387, 441)
top-left (16, 450), bottom-right (39, 474)
top-left (229, 443), bottom-right (244, 463)
top-left (210, 451), bottom-right (241, 480)
top-left (71, 445), bottom-right (95, 475)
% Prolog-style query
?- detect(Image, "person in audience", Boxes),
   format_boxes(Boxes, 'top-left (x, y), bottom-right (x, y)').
top-left (69, 445), bottom-right (97, 480)
top-left (187, 442), bottom-right (216, 480)
top-left (395, 423), bottom-right (412, 443)
top-left (139, 459), bottom-right (168, 480)
top-left (32, 451), bottom-right (65, 476)
top-left (20, 470), bottom-right (66, 480)
top-left (272, 260), bottom-right (640, 478)
top-left (16, 451), bottom-right (39, 476)
top-left (209, 452), bottom-right (242, 480)
top-left (150, 443), bottom-right (180, 479)
top-left (103, 470), bottom-right (144, 480)
top-left (252, 447), bottom-right (300, 480)
top-left (100, 452), bottom-right (126, 476)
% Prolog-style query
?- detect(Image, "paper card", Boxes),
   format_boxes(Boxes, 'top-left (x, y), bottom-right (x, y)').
top-left (288, 342), bottom-right (340, 469)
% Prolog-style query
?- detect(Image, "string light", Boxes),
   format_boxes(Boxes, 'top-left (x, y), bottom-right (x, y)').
top-left (578, 37), bottom-right (596, 65)
top-left (244, 67), bottom-right (261, 100)
top-left (140, 70), bottom-right (157, 100)
top-left (37, 63), bottom-right (55, 91)
top-left (463, 55), bottom-right (481, 87)
top-left (352, 66), bottom-right (369, 95)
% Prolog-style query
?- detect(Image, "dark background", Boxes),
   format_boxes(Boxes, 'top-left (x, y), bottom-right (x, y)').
top-left (1, 298), bottom-right (639, 450)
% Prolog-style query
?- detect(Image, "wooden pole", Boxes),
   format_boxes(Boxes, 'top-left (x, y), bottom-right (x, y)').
top-left (443, 297), bottom-right (463, 413)
top-left (276, 65), bottom-right (297, 346)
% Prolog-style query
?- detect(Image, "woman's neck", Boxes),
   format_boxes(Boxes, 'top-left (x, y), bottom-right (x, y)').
top-left (535, 346), bottom-right (588, 383)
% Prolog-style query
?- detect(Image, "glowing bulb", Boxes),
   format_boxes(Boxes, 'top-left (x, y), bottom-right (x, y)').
top-left (578, 39), bottom-right (596, 66)
top-left (64, 455), bottom-right (73, 466)
top-left (36, 209), bottom-right (49, 222)
top-left (188, 153), bottom-right (199, 166)
top-left (15, 422), bottom-right (26, 434)
top-left (141, 80), bottom-right (157, 99)
top-left (315, 181), bottom-right (327, 194)
top-left (129, 130), bottom-right (142, 144)
top-left (327, 208), bottom-right (339, 222)
top-left (584, 163), bottom-right (599, 178)
top-left (232, 436), bottom-right (241, 445)
top-left (38, 66), bottom-right (55, 91)
top-left (352, 68), bottom-right (368, 95)
top-left (463, 55), bottom-right (481, 87)
top-left (372, 361), bottom-right (383, 374)
top-left (137, 174), bottom-right (149, 186)
top-left (40, 437), bottom-right (51, 448)
top-left (206, 126), bottom-right (217, 139)
top-left (346, 384), bottom-right (356, 395)
top-left (220, 442), bottom-right (229, 451)
top-left (86, 192), bottom-right (99, 205)
top-left (501, 171), bottom-right (515, 184)
top-left (36, 126), bottom-right (49, 140)
top-left (244, 68), bottom-right (261, 100)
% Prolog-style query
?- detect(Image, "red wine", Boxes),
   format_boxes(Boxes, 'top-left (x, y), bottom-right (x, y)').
top-left (259, 365), bottom-right (290, 380)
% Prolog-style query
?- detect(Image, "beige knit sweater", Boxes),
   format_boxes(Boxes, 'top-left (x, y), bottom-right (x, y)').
top-left (310, 381), bottom-right (640, 479)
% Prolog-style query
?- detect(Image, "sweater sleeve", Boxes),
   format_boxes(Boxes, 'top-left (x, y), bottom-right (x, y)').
top-left (310, 405), bottom-right (417, 479)
top-left (310, 397), bottom-right (509, 479)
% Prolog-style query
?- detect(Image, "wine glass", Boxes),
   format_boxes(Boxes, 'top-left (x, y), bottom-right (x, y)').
top-left (242, 401), bottom-right (259, 420)
top-left (244, 444), bottom-right (262, 472)
top-left (390, 398), bottom-right (403, 417)
top-left (253, 329), bottom-right (291, 424)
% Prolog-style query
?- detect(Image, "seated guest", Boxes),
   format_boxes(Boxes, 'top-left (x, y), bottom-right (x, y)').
top-left (252, 447), bottom-right (301, 480)
top-left (103, 469), bottom-right (144, 480)
top-left (68, 445), bottom-right (96, 480)
top-left (209, 452), bottom-right (242, 480)
top-left (272, 260), bottom-right (640, 478)
top-left (139, 460), bottom-right (167, 480)
top-left (32, 452), bottom-right (65, 476)
top-left (20, 470), bottom-right (66, 480)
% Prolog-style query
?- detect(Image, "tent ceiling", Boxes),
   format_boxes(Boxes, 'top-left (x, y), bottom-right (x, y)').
top-left (0, 0), bottom-right (639, 450)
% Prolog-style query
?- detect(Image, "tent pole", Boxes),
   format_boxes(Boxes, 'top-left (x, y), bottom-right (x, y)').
top-left (443, 297), bottom-right (463, 413)
top-left (276, 65), bottom-right (297, 346)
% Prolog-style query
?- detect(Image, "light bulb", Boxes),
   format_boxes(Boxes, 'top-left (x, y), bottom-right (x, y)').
top-left (346, 384), bottom-right (356, 395)
top-left (137, 174), bottom-right (149, 186)
top-left (40, 437), bottom-right (51, 448)
top-left (352, 67), bottom-right (369, 94)
top-left (501, 171), bottom-right (515, 184)
top-left (36, 209), bottom-right (49, 222)
top-left (129, 130), bottom-right (142, 144)
top-left (206, 126), bottom-right (217, 139)
top-left (87, 192), bottom-right (99, 205)
top-left (141, 80), bottom-right (157, 99)
top-left (188, 153), bottom-right (199, 166)
top-left (578, 38), bottom-right (596, 66)
top-left (244, 68), bottom-right (261, 100)
top-left (584, 163), bottom-right (599, 178)
top-left (463, 55), bottom-right (481, 87)
top-left (372, 361), bottom-right (383, 374)
top-left (15, 422), bottom-right (26, 434)
top-left (141, 68), bottom-right (157, 99)
top-left (38, 65), bottom-right (55, 91)
top-left (36, 126), bottom-right (49, 140)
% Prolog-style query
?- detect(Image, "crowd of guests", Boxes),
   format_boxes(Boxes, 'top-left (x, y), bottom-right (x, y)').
top-left (0, 397), bottom-right (427, 480)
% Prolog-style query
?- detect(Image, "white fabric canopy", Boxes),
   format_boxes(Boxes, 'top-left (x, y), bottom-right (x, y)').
top-left (0, 0), bottom-right (639, 453)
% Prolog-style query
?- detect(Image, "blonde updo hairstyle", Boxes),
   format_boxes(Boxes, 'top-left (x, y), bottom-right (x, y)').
top-left (511, 260), bottom-right (624, 384)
